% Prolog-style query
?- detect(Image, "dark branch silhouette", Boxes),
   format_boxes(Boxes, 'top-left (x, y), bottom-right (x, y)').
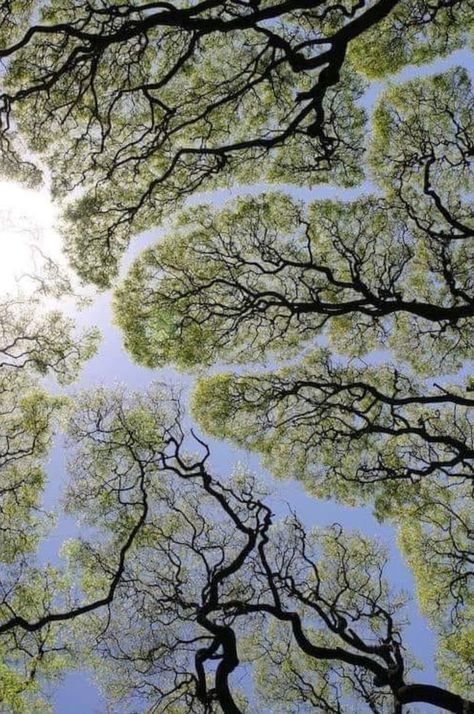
top-left (0, 1), bottom-right (469, 283)
top-left (55, 384), bottom-right (474, 713)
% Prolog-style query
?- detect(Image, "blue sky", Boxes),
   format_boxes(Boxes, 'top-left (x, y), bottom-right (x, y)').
top-left (32, 46), bottom-right (474, 713)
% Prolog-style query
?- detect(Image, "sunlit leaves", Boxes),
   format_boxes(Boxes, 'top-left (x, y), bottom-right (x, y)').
top-left (349, 0), bottom-right (474, 78)
top-left (60, 384), bottom-right (414, 713)
top-left (3, 0), bottom-right (459, 284)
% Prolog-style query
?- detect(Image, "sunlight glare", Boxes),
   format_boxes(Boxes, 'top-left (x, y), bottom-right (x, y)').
top-left (0, 180), bottom-right (61, 295)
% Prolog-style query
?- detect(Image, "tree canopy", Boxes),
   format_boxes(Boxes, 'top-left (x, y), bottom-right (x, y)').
top-left (114, 67), bottom-right (474, 371)
top-left (0, 1), bottom-right (473, 712)
top-left (0, 379), bottom-right (472, 712)
top-left (0, 1), bottom-right (472, 285)
top-left (0, 289), bottom-right (99, 711)
top-left (58, 384), bottom-right (474, 713)
top-left (110, 31), bottom-right (474, 713)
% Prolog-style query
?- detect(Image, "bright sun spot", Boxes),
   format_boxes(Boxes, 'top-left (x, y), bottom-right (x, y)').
top-left (0, 180), bottom-right (61, 295)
